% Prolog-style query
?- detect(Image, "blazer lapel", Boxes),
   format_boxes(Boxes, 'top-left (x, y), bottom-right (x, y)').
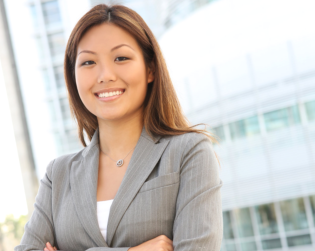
top-left (107, 127), bottom-right (170, 246)
top-left (70, 128), bottom-right (107, 247)
top-left (70, 126), bottom-right (170, 248)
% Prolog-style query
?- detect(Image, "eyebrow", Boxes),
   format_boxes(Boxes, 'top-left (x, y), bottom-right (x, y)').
top-left (77, 44), bottom-right (134, 56)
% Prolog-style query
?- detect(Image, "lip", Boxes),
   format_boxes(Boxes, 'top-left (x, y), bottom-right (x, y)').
top-left (94, 87), bottom-right (125, 96)
top-left (94, 89), bottom-right (125, 102)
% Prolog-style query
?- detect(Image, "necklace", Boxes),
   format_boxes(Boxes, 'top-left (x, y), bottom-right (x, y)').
top-left (99, 145), bottom-right (136, 167)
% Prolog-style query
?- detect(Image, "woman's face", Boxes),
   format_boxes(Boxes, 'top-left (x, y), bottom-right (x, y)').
top-left (75, 22), bottom-right (154, 123)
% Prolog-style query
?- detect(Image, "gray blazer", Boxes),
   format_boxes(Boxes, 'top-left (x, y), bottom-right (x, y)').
top-left (15, 126), bottom-right (223, 251)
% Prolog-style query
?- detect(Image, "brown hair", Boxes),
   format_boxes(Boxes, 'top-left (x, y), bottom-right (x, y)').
top-left (64, 4), bottom-right (221, 167)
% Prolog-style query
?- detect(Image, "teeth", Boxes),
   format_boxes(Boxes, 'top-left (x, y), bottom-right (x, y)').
top-left (98, 91), bottom-right (123, 98)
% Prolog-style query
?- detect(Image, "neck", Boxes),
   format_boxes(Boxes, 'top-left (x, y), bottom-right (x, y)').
top-left (97, 112), bottom-right (144, 160)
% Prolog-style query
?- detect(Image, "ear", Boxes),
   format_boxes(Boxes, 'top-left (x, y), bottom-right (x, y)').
top-left (147, 62), bottom-right (155, 84)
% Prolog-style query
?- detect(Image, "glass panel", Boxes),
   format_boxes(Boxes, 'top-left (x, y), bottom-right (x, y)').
top-left (54, 65), bottom-right (66, 91)
top-left (35, 36), bottom-right (46, 60)
top-left (255, 203), bottom-right (279, 235)
top-left (264, 105), bottom-right (301, 132)
top-left (59, 97), bottom-right (71, 126)
top-left (305, 100), bottom-right (315, 121)
top-left (225, 242), bottom-right (237, 251)
top-left (234, 208), bottom-right (254, 237)
top-left (287, 234), bottom-right (312, 247)
top-left (223, 211), bottom-right (234, 239)
top-left (54, 131), bottom-right (64, 155)
top-left (209, 126), bottom-right (225, 142)
top-left (66, 129), bottom-right (81, 152)
top-left (48, 33), bottom-right (65, 58)
top-left (240, 240), bottom-right (257, 251)
top-left (29, 4), bottom-right (39, 29)
top-left (229, 115), bottom-right (260, 140)
top-left (290, 105), bottom-right (301, 124)
top-left (310, 195), bottom-right (315, 225)
top-left (47, 100), bottom-right (56, 122)
top-left (280, 198), bottom-right (308, 231)
top-left (42, 69), bottom-right (51, 92)
top-left (261, 238), bottom-right (282, 250)
top-left (42, 0), bottom-right (62, 27)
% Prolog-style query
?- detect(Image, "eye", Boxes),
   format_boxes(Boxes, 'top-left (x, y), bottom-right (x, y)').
top-left (81, 60), bottom-right (95, 66)
top-left (115, 57), bottom-right (129, 62)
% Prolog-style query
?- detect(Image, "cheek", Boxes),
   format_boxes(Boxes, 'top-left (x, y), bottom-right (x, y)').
top-left (121, 63), bottom-right (147, 93)
top-left (74, 76), bottom-right (96, 115)
top-left (75, 71), bottom-right (93, 99)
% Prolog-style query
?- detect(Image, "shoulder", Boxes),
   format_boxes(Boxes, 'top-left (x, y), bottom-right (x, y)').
top-left (163, 131), bottom-right (212, 151)
top-left (160, 131), bottom-right (214, 163)
top-left (45, 148), bottom-right (85, 178)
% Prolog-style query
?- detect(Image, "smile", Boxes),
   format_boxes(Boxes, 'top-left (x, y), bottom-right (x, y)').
top-left (94, 90), bottom-right (125, 102)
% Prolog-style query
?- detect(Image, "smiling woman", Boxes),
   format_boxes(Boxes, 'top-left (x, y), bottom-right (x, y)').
top-left (15, 4), bottom-right (223, 251)
top-left (74, 23), bottom-right (154, 124)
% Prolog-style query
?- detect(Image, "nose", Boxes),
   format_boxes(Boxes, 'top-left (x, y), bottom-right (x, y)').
top-left (97, 62), bottom-right (117, 84)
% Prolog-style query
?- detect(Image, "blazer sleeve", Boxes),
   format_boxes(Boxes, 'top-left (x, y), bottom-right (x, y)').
top-left (14, 159), bottom-right (132, 251)
top-left (172, 133), bottom-right (223, 251)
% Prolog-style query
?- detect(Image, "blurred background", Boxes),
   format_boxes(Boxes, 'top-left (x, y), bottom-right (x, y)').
top-left (0, 0), bottom-right (314, 250)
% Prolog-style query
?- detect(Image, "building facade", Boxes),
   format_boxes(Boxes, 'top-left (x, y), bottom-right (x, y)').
top-left (158, 0), bottom-right (315, 250)
top-left (0, 0), bottom-right (38, 218)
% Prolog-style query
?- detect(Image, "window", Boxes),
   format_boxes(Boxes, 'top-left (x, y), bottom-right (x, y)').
top-left (59, 97), bottom-right (71, 126)
top-left (47, 100), bottom-right (57, 123)
top-left (234, 208), bottom-right (255, 238)
top-left (309, 195), bottom-right (315, 225)
top-left (240, 240), bottom-right (257, 251)
top-left (42, 0), bottom-right (62, 28)
top-left (209, 125), bottom-right (225, 142)
top-left (305, 100), bottom-right (315, 121)
top-left (224, 242), bottom-right (236, 251)
top-left (223, 211), bottom-right (234, 239)
top-left (287, 234), bottom-right (312, 247)
top-left (54, 65), bottom-right (66, 92)
top-left (261, 238), bottom-right (282, 249)
top-left (280, 198), bottom-right (308, 232)
top-left (255, 203), bottom-right (279, 235)
top-left (229, 116), bottom-right (260, 140)
top-left (48, 33), bottom-right (65, 59)
top-left (35, 36), bottom-right (46, 60)
top-left (65, 129), bottom-right (82, 153)
top-left (54, 131), bottom-right (64, 155)
top-left (264, 105), bottom-right (301, 132)
top-left (29, 4), bottom-right (39, 29)
top-left (42, 69), bottom-right (51, 93)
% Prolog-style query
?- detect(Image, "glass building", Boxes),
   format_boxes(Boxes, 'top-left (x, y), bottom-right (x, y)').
top-left (159, 0), bottom-right (315, 250)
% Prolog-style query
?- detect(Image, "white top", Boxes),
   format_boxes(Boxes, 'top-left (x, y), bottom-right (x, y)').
top-left (97, 199), bottom-right (114, 242)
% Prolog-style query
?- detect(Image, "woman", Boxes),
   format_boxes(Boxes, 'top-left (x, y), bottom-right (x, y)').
top-left (15, 4), bottom-right (223, 251)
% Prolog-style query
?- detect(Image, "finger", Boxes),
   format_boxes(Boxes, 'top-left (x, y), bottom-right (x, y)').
top-left (54, 247), bottom-right (57, 250)
top-left (45, 246), bottom-right (54, 251)
top-left (158, 235), bottom-right (173, 245)
top-left (46, 242), bottom-right (55, 251)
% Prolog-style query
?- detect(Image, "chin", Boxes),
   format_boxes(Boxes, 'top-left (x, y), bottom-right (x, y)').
top-left (97, 112), bottom-right (126, 122)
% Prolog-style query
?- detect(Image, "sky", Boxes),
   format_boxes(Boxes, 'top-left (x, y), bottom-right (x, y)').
top-left (0, 61), bottom-right (28, 223)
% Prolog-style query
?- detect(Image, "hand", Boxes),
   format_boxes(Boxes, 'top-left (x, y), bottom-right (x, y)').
top-left (128, 235), bottom-right (173, 251)
top-left (44, 242), bottom-right (57, 251)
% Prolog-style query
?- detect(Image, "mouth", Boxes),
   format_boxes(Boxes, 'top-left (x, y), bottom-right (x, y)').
top-left (94, 89), bottom-right (125, 101)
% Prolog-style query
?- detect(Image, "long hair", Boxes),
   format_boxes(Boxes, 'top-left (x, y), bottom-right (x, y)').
top-left (64, 4), bottom-right (221, 167)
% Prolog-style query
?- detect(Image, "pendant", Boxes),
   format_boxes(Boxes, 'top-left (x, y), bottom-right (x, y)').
top-left (116, 159), bottom-right (123, 167)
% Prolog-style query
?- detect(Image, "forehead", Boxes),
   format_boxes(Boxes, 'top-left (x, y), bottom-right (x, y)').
top-left (77, 22), bottom-right (139, 52)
